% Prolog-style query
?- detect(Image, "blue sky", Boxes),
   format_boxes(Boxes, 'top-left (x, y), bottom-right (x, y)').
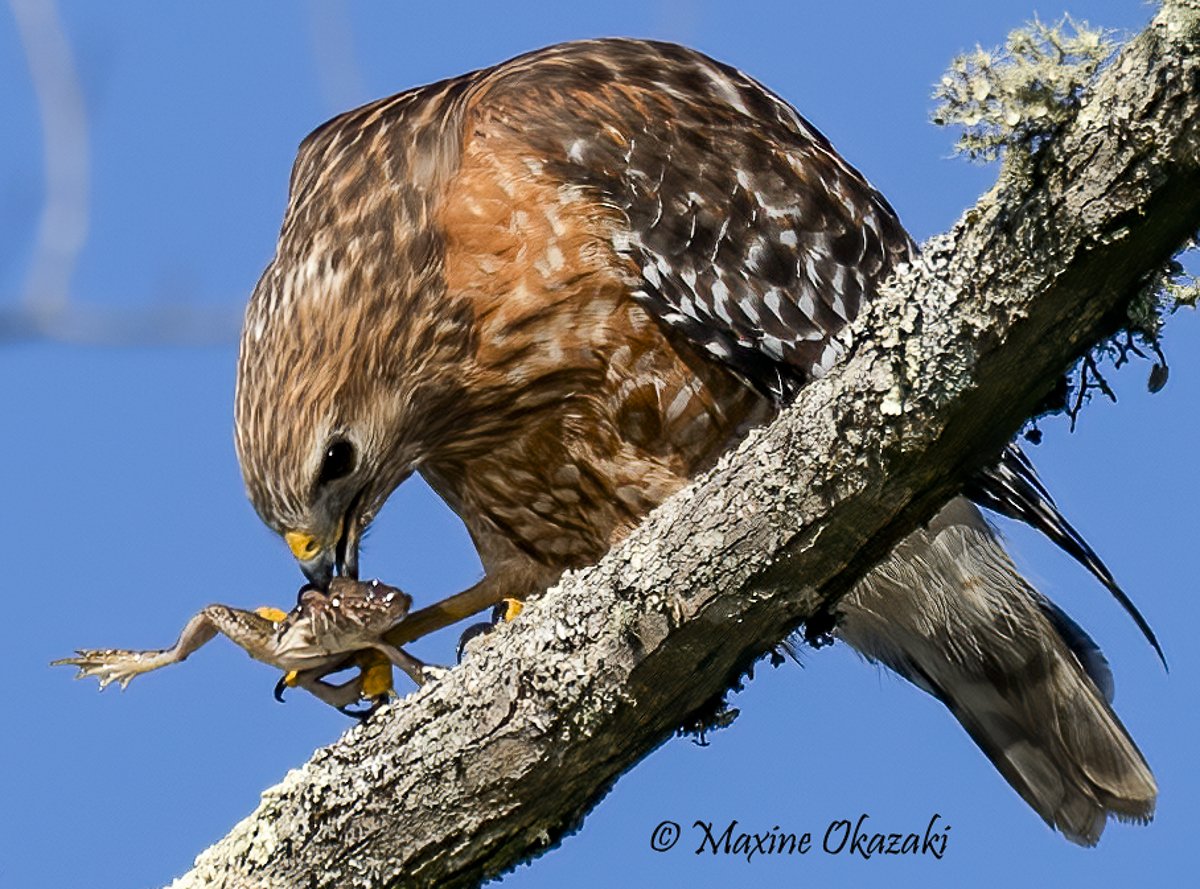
top-left (2, 2), bottom-right (1197, 887)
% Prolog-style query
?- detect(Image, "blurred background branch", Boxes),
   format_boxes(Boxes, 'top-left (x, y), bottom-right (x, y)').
top-left (9, 0), bottom-right (89, 324)
top-left (1, 0), bottom-right (282, 346)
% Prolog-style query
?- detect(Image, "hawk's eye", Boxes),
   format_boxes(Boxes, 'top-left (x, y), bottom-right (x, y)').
top-left (318, 440), bottom-right (356, 485)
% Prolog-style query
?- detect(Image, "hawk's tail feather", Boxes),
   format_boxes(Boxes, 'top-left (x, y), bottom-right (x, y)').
top-left (836, 496), bottom-right (1156, 846)
top-left (965, 444), bottom-right (1166, 668)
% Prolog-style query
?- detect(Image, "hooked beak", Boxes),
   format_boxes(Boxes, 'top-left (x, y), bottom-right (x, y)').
top-left (286, 516), bottom-right (360, 590)
top-left (297, 545), bottom-right (336, 590)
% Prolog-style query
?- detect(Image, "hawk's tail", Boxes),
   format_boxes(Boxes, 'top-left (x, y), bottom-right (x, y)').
top-left (836, 496), bottom-right (1157, 845)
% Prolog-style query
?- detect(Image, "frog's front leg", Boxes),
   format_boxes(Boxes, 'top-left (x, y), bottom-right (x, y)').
top-left (368, 641), bottom-right (444, 687)
top-left (286, 660), bottom-right (368, 711)
top-left (273, 649), bottom-right (396, 716)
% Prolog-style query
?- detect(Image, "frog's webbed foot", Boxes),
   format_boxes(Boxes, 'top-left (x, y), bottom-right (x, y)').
top-left (54, 648), bottom-right (173, 690)
top-left (52, 610), bottom-right (225, 690)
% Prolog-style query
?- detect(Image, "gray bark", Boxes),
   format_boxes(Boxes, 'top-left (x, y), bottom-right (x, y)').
top-left (168, 3), bottom-right (1200, 887)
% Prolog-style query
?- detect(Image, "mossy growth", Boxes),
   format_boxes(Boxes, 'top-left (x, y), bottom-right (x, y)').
top-left (931, 16), bottom-right (1113, 163)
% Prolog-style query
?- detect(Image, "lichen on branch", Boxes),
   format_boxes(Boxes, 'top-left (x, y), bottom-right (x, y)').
top-left (931, 16), bottom-right (1114, 163)
top-left (932, 14), bottom-right (1199, 427)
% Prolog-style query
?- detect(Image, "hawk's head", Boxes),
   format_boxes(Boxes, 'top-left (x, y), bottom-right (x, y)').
top-left (235, 248), bottom-right (473, 587)
top-left (233, 91), bottom-right (473, 588)
top-left (235, 255), bottom-right (416, 588)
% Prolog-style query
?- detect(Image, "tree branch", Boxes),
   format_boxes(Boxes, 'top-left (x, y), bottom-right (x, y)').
top-left (168, 4), bottom-right (1200, 888)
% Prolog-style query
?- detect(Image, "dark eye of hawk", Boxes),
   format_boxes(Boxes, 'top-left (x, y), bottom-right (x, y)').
top-left (317, 440), bottom-right (356, 486)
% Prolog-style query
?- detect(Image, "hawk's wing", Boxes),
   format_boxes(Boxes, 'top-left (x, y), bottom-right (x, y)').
top-left (479, 38), bottom-right (912, 403)
top-left (474, 39), bottom-right (1157, 656)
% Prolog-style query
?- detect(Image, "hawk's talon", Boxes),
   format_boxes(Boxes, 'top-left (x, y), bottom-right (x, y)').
top-left (456, 599), bottom-right (525, 661)
top-left (456, 621), bottom-right (495, 662)
top-left (338, 697), bottom-right (384, 721)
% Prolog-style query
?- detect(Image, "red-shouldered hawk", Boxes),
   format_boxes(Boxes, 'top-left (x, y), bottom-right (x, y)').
top-left (234, 39), bottom-right (1156, 845)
